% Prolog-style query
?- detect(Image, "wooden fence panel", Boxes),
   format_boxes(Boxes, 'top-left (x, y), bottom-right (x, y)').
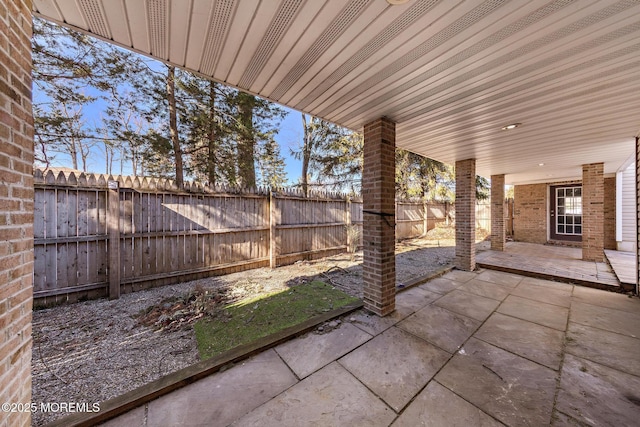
top-left (35, 170), bottom-right (496, 304)
top-left (396, 201), bottom-right (424, 240)
top-left (476, 203), bottom-right (491, 230)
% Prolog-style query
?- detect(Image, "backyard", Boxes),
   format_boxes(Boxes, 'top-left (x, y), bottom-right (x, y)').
top-left (31, 231), bottom-right (489, 426)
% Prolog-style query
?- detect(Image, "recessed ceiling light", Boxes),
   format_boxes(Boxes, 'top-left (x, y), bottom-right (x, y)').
top-left (386, 0), bottom-right (410, 4)
top-left (538, 163), bottom-right (545, 166)
top-left (501, 123), bottom-right (521, 130)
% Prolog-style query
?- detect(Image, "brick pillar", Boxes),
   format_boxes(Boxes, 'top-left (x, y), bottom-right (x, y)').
top-left (0, 1), bottom-right (34, 426)
top-left (455, 159), bottom-right (476, 270)
top-left (582, 163), bottom-right (604, 262)
top-left (362, 118), bottom-right (396, 316)
top-left (491, 174), bottom-right (505, 251)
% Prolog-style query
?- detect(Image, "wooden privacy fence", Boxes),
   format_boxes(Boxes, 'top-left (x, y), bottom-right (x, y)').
top-left (32, 169), bottom-right (479, 306)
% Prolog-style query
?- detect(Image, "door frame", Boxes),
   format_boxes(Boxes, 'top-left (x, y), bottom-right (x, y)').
top-left (549, 184), bottom-right (582, 242)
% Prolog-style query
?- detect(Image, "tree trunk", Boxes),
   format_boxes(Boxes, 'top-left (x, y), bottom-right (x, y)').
top-left (236, 91), bottom-right (256, 188)
top-left (301, 113), bottom-right (311, 197)
top-left (167, 66), bottom-right (184, 188)
top-left (207, 81), bottom-right (217, 186)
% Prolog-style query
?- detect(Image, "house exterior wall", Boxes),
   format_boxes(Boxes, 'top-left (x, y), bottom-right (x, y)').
top-left (513, 184), bottom-right (547, 244)
top-left (620, 164), bottom-right (636, 251)
top-left (0, 1), bottom-right (34, 426)
top-left (513, 179), bottom-right (615, 248)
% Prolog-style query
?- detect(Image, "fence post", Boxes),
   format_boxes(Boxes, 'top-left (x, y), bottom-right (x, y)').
top-left (107, 180), bottom-right (120, 299)
top-left (269, 191), bottom-right (278, 268)
top-left (423, 200), bottom-right (428, 236)
top-left (445, 201), bottom-right (450, 226)
top-left (346, 196), bottom-right (352, 250)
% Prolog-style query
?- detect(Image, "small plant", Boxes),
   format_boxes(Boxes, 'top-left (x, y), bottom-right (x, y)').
top-left (345, 224), bottom-right (361, 261)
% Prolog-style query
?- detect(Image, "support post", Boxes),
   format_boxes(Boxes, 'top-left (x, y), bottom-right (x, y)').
top-left (455, 159), bottom-right (476, 271)
top-left (582, 163), bottom-right (604, 262)
top-left (491, 174), bottom-right (505, 251)
top-left (635, 137), bottom-right (639, 294)
top-left (362, 117), bottom-right (396, 316)
top-left (108, 181), bottom-right (121, 299)
top-left (270, 191), bottom-right (279, 268)
top-left (346, 196), bottom-right (352, 252)
top-left (0, 1), bottom-right (35, 424)
top-left (423, 200), bottom-right (428, 236)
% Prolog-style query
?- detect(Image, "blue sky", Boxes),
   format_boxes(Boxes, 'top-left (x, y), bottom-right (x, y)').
top-left (36, 80), bottom-right (306, 185)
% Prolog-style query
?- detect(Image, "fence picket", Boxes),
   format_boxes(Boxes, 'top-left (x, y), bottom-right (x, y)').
top-left (32, 169), bottom-right (491, 304)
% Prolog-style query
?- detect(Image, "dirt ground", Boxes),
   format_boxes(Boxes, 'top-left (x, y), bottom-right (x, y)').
top-left (31, 235), bottom-right (489, 426)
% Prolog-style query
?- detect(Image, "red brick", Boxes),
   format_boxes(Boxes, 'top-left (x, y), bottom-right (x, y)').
top-left (491, 174), bottom-right (505, 251)
top-left (603, 177), bottom-right (616, 250)
top-left (0, 2), bottom-right (33, 419)
top-left (582, 163), bottom-right (604, 262)
top-left (455, 159), bottom-right (476, 271)
top-left (362, 117), bottom-right (396, 316)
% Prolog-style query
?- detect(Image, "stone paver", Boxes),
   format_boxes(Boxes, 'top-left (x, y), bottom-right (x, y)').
top-left (398, 305), bottom-right (479, 353)
top-left (458, 279), bottom-right (510, 301)
top-left (94, 262), bottom-right (640, 427)
top-left (551, 410), bottom-right (589, 426)
top-left (497, 295), bottom-right (568, 331)
top-left (339, 326), bottom-right (449, 412)
top-left (556, 354), bottom-right (640, 426)
top-left (435, 289), bottom-right (500, 321)
top-left (510, 282), bottom-right (572, 307)
top-left (572, 285), bottom-right (640, 314)
top-left (518, 276), bottom-right (574, 292)
top-left (604, 249), bottom-right (636, 285)
top-left (232, 362), bottom-right (396, 427)
top-left (566, 322), bottom-right (640, 377)
top-left (443, 269), bottom-right (477, 283)
top-left (349, 308), bottom-right (409, 336)
top-left (476, 270), bottom-right (522, 288)
top-left (392, 381), bottom-right (503, 427)
top-left (275, 322), bottom-right (372, 379)
top-left (436, 338), bottom-right (557, 426)
top-left (146, 350), bottom-right (297, 427)
top-left (570, 300), bottom-right (640, 338)
top-left (420, 277), bottom-right (462, 294)
top-left (101, 406), bottom-right (145, 427)
top-left (395, 286), bottom-right (441, 312)
top-left (475, 313), bottom-right (564, 370)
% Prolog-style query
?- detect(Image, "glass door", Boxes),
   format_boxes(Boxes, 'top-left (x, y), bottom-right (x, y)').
top-left (549, 185), bottom-right (582, 242)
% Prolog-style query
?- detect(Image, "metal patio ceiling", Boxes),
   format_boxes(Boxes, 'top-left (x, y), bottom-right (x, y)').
top-left (32, 0), bottom-right (640, 184)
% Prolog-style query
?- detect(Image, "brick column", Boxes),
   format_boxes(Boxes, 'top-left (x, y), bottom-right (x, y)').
top-left (455, 159), bottom-right (476, 270)
top-left (362, 118), bottom-right (396, 316)
top-left (0, 1), bottom-right (34, 426)
top-left (491, 174), bottom-right (505, 251)
top-left (582, 163), bottom-right (604, 262)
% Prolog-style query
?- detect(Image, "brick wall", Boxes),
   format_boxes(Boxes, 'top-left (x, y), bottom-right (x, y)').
top-left (0, 1), bottom-right (34, 426)
top-left (455, 159), bottom-right (476, 270)
top-left (582, 163), bottom-right (604, 262)
top-left (603, 176), bottom-right (616, 250)
top-left (513, 183), bottom-right (547, 244)
top-left (362, 118), bottom-right (395, 316)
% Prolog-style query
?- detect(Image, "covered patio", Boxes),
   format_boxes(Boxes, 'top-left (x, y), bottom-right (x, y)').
top-left (92, 268), bottom-right (640, 426)
top-left (477, 241), bottom-right (626, 291)
top-left (2, 1), bottom-right (640, 426)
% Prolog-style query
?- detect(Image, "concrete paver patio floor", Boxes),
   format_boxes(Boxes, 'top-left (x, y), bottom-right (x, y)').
top-left (476, 242), bottom-right (622, 290)
top-left (103, 269), bottom-right (640, 427)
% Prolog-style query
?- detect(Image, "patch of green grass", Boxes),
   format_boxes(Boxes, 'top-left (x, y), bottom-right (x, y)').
top-left (194, 281), bottom-right (359, 360)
